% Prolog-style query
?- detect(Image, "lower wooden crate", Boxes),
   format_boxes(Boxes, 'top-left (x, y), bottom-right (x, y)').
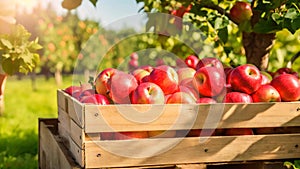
top-left (39, 118), bottom-right (81, 169)
top-left (40, 118), bottom-right (292, 169)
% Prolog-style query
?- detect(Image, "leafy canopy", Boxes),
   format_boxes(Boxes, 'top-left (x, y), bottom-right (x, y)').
top-left (0, 24), bottom-right (42, 75)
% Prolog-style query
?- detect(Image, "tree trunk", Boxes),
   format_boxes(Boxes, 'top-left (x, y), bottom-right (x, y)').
top-left (242, 10), bottom-right (276, 70)
top-left (242, 32), bottom-right (275, 70)
top-left (84, 69), bottom-right (90, 83)
top-left (0, 74), bottom-right (7, 116)
top-left (30, 72), bottom-right (37, 91)
top-left (55, 69), bottom-right (63, 87)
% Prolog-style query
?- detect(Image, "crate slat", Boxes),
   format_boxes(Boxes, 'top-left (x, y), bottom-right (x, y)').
top-left (83, 134), bottom-right (300, 168)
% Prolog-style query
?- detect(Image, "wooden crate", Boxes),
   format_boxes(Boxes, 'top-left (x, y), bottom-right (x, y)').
top-left (57, 89), bottom-right (300, 168)
top-left (39, 118), bottom-right (289, 169)
top-left (38, 118), bottom-right (81, 169)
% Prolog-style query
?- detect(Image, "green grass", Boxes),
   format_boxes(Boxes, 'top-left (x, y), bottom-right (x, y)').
top-left (0, 76), bottom-right (72, 169)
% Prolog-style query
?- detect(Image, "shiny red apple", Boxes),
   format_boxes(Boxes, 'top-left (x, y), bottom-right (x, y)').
top-left (230, 1), bottom-right (253, 24)
top-left (223, 92), bottom-right (253, 103)
top-left (131, 82), bottom-right (165, 104)
top-left (271, 74), bottom-right (300, 101)
top-left (95, 68), bottom-right (118, 96)
top-left (195, 57), bottom-right (224, 71)
top-left (64, 85), bottom-right (81, 95)
top-left (230, 64), bottom-right (262, 94)
top-left (273, 67), bottom-right (299, 78)
top-left (185, 55), bottom-right (199, 69)
top-left (131, 68), bottom-right (151, 84)
top-left (251, 84), bottom-right (281, 102)
top-left (107, 71), bottom-right (138, 104)
top-left (177, 67), bottom-right (196, 84)
top-left (193, 66), bottom-right (225, 97)
top-left (80, 94), bottom-right (110, 105)
top-left (147, 65), bottom-right (179, 95)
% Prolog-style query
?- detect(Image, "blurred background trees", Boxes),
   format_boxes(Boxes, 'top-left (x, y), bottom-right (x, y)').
top-left (10, 0), bottom-right (300, 85)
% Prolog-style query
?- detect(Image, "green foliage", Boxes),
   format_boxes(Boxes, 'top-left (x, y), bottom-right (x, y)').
top-left (0, 25), bottom-right (42, 75)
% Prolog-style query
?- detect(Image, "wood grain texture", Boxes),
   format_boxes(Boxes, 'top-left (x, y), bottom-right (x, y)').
top-left (39, 119), bottom-right (81, 169)
top-left (84, 134), bottom-right (300, 168)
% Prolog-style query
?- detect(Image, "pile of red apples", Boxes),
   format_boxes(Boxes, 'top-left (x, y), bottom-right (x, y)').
top-left (64, 55), bottom-right (300, 139)
top-left (65, 55), bottom-right (300, 105)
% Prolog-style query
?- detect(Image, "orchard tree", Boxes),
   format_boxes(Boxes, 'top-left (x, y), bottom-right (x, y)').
top-left (62, 0), bottom-right (300, 71)
top-left (137, 0), bottom-right (300, 70)
top-left (0, 3), bottom-right (42, 114)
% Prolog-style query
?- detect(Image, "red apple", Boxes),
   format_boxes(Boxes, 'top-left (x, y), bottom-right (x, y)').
top-left (251, 84), bottom-right (281, 102)
top-left (170, 4), bottom-right (192, 18)
top-left (230, 64), bottom-right (262, 94)
top-left (71, 91), bottom-right (82, 100)
top-left (131, 68), bottom-right (151, 84)
top-left (197, 97), bottom-right (217, 103)
top-left (114, 131), bottom-right (149, 140)
top-left (223, 92), bottom-right (253, 103)
top-left (273, 67), bottom-right (299, 78)
top-left (177, 67), bottom-right (196, 84)
top-left (80, 94), bottom-right (110, 105)
top-left (95, 68), bottom-right (118, 96)
top-left (147, 65), bottom-right (179, 95)
top-left (130, 52), bottom-right (139, 60)
top-left (230, 1), bottom-right (253, 24)
top-left (107, 71), bottom-right (138, 104)
top-left (156, 58), bottom-right (165, 66)
top-left (131, 82), bottom-right (165, 104)
top-left (195, 57), bottom-right (224, 71)
top-left (78, 89), bottom-right (95, 100)
top-left (271, 74), bottom-right (300, 101)
top-left (166, 92), bottom-right (196, 104)
top-left (225, 128), bottom-right (254, 136)
top-left (185, 55), bottom-right (199, 69)
top-left (224, 67), bottom-right (234, 85)
top-left (193, 66), bottom-right (225, 97)
top-left (128, 59), bottom-right (139, 71)
top-left (64, 85), bottom-right (81, 95)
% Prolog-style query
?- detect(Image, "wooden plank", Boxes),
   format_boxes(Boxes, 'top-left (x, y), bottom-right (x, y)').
top-left (58, 107), bottom-right (71, 135)
top-left (58, 123), bottom-right (71, 148)
top-left (84, 134), bottom-right (300, 168)
top-left (68, 95), bottom-right (84, 128)
top-left (69, 136), bottom-right (85, 168)
top-left (84, 103), bottom-right (300, 133)
top-left (57, 89), bottom-right (68, 112)
top-left (39, 119), bottom-right (81, 169)
top-left (70, 119), bottom-right (85, 149)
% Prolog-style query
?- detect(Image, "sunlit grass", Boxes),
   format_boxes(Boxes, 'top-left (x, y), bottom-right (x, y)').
top-left (0, 75), bottom-right (72, 169)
